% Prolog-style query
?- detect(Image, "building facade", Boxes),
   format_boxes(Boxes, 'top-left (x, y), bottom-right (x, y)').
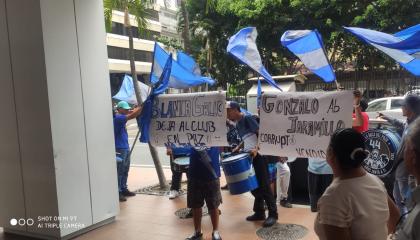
top-left (107, 1), bottom-right (182, 96)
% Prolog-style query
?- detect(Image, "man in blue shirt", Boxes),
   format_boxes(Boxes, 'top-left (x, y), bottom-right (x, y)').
top-left (113, 101), bottom-right (141, 202)
top-left (185, 147), bottom-right (222, 240)
top-left (379, 95), bottom-right (420, 215)
top-left (226, 101), bottom-right (278, 228)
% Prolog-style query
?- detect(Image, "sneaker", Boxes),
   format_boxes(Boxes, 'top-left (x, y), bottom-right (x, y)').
top-left (121, 189), bottom-right (136, 197)
top-left (168, 190), bottom-right (179, 199)
top-left (212, 231), bottom-right (222, 240)
top-left (185, 232), bottom-right (203, 240)
top-left (246, 213), bottom-right (266, 221)
top-left (185, 208), bottom-right (193, 218)
top-left (119, 194), bottom-right (127, 202)
top-left (263, 216), bottom-right (277, 227)
top-left (280, 199), bottom-right (292, 208)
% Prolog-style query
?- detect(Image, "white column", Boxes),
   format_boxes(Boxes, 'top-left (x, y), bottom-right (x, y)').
top-left (0, 0), bottom-right (119, 239)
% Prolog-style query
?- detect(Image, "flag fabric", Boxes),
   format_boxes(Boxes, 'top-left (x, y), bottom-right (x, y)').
top-left (344, 25), bottom-right (420, 76)
top-left (177, 51), bottom-right (202, 75)
top-left (140, 53), bottom-right (173, 143)
top-left (112, 75), bottom-right (150, 105)
top-left (151, 43), bottom-right (215, 88)
top-left (227, 27), bottom-right (282, 91)
top-left (281, 30), bottom-right (336, 83)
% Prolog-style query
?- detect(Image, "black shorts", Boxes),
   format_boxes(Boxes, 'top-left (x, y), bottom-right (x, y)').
top-left (187, 179), bottom-right (222, 210)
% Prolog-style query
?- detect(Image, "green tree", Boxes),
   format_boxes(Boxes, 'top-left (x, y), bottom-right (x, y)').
top-left (185, 0), bottom-right (420, 92)
top-left (104, 0), bottom-right (168, 189)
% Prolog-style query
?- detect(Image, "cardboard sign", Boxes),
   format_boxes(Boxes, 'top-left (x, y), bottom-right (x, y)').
top-left (258, 91), bottom-right (353, 159)
top-left (150, 91), bottom-right (228, 147)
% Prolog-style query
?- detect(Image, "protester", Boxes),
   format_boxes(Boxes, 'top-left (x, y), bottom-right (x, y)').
top-left (167, 146), bottom-right (192, 199)
top-left (352, 90), bottom-right (369, 133)
top-left (315, 128), bottom-right (400, 239)
top-left (276, 157), bottom-right (292, 208)
top-left (395, 118), bottom-right (420, 240)
top-left (113, 101), bottom-right (141, 202)
top-left (379, 95), bottom-right (420, 216)
top-left (221, 120), bottom-right (243, 190)
top-left (226, 101), bottom-right (278, 228)
top-left (185, 147), bottom-right (222, 240)
top-left (307, 158), bottom-right (333, 212)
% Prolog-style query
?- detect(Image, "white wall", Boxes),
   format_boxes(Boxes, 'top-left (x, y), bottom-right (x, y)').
top-left (0, 0), bottom-right (118, 238)
top-left (74, 0), bottom-right (119, 224)
top-left (5, 0), bottom-right (60, 236)
top-left (40, 0), bottom-right (93, 236)
top-left (0, 0), bottom-right (26, 231)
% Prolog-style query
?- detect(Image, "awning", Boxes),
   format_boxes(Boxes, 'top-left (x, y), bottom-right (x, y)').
top-left (247, 81), bottom-right (296, 96)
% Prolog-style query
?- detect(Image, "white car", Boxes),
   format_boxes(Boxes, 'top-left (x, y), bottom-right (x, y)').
top-left (405, 87), bottom-right (420, 96)
top-left (365, 96), bottom-right (405, 121)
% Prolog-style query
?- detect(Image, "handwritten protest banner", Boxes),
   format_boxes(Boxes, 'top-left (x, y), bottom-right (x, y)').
top-left (258, 91), bottom-right (353, 159)
top-left (150, 91), bottom-right (228, 147)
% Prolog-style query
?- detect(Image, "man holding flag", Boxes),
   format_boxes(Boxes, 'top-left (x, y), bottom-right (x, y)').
top-left (113, 101), bottom-right (141, 202)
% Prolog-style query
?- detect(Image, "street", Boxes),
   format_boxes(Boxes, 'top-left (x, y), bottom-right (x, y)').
top-left (126, 119), bottom-right (170, 168)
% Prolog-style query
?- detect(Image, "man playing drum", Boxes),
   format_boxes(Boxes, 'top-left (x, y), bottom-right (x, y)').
top-left (226, 101), bottom-right (278, 228)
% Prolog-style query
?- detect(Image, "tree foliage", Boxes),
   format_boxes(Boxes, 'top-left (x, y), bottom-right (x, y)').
top-left (182, 0), bottom-right (420, 89)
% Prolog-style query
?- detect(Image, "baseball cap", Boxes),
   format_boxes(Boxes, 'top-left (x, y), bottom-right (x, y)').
top-left (225, 101), bottom-right (240, 110)
top-left (117, 101), bottom-right (131, 110)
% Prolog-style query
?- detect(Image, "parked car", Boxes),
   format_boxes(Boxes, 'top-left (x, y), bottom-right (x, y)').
top-left (405, 87), bottom-right (420, 96)
top-left (365, 96), bottom-right (405, 122)
top-left (363, 89), bottom-right (392, 100)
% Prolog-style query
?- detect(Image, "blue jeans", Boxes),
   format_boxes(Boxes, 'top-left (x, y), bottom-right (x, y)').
top-left (393, 177), bottom-right (411, 216)
top-left (116, 148), bottom-right (131, 193)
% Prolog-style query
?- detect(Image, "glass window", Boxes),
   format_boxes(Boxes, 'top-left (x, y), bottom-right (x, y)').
top-left (107, 46), bottom-right (153, 62)
top-left (366, 100), bottom-right (387, 112)
top-left (391, 99), bottom-right (404, 109)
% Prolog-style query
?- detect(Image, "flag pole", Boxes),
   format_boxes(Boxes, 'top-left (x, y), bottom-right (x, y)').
top-left (129, 130), bottom-right (140, 158)
top-left (257, 76), bottom-right (262, 108)
top-left (334, 80), bottom-right (341, 91)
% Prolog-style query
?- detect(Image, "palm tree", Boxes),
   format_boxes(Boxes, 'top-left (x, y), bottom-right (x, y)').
top-left (179, 0), bottom-right (192, 54)
top-left (104, 0), bottom-right (168, 189)
top-left (179, 0), bottom-right (215, 92)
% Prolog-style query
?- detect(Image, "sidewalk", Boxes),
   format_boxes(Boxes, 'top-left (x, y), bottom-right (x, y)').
top-left (0, 167), bottom-right (318, 240)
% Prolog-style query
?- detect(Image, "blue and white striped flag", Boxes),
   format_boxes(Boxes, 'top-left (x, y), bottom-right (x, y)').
top-left (344, 25), bottom-right (420, 76)
top-left (227, 27), bottom-right (281, 91)
top-left (151, 43), bottom-right (215, 89)
top-left (112, 75), bottom-right (150, 105)
top-left (140, 53), bottom-right (173, 142)
top-left (281, 30), bottom-right (336, 83)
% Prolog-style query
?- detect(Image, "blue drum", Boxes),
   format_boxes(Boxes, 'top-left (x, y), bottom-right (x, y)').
top-left (362, 129), bottom-right (401, 177)
top-left (221, 153), bottom-right (259, 195)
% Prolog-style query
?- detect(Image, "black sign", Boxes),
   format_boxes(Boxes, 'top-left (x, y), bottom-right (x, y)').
top-left (362, 130), bottom-right (400, 176)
